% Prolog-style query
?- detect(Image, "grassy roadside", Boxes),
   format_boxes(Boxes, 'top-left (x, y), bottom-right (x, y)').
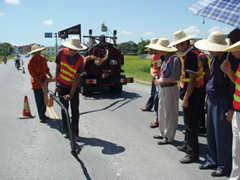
top-left (122, 56), bottom-right (152, 84)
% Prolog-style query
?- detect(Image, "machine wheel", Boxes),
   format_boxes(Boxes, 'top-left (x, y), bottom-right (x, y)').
top-left (111, 84), bottom-right (122, 94)
top-left (81, 87), bottom-right (90, 96)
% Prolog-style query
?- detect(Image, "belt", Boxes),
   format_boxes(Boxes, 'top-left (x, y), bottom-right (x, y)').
top-left (160, 83), bottom-right (177, 88)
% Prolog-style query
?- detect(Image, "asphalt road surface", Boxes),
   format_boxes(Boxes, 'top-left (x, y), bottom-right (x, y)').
top-left (0, 56), bottom-right (229, 180)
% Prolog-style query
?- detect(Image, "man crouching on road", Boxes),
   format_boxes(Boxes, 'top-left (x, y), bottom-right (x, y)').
top-left (55, 38), bottom-right (87, 141)
top-left (28, 44), bottom-right (53, 123)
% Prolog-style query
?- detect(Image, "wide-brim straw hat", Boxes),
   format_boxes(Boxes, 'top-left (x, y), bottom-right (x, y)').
top-left (148, 38), bottom-right (177, 52)
top-left (225, 41), bottom-right (240, 52)
top-left (194, 31), bottom-right (229, 52)
top-left (28, 44), bottom-right (46, 54)
top-left (62, 38), bottom-right (87, 51)
top-left (145, 38), bottom-right (159, 49)
top-left (170, 30), bottom-right (195, 46)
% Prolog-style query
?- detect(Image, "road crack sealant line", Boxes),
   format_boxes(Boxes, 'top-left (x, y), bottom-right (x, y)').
top-left (48, 89), bottom-right (80, 156)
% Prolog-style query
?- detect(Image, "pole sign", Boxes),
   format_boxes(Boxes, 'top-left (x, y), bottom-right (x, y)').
top-left (44, 32), bottom-right (53, 38)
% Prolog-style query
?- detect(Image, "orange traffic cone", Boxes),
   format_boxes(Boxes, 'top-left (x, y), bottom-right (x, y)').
top-left (19, 96), bottom-right (35, 119)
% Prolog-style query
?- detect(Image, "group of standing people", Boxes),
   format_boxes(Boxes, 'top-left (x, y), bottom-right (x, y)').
top-left (25, 27), bottom-right (240, 179)
top-left (27, 39), bottom-right (87, 141)
top-left (141, 28), bottom-right (240, 179)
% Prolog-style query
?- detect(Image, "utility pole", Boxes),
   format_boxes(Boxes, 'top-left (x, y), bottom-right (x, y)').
top-left (55, 33), bottom-right (58, 56)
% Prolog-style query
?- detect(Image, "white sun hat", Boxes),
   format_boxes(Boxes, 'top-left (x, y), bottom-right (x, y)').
top-left (62, 38), bottom-right (87, 51)
top-left (28, 44), bottom-right (46, 54)
top-left (194, 31), bottom-right (229, 52)
top-left (148, 38), bottom-right (177, 52)
top-left (145, 38), bottom-right (159, 49)
top-left (225, 40), bottom-right (240, 52)
top-left (170, 30), bottom-right (195, 46)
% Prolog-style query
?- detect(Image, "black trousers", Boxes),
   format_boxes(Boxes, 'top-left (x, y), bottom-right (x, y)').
top-left (58, 87), bottom-right (80, 136)
top-left (183, 90), bottom-right (201, 157)
top-left (199, 86), bottom-right (206, 130)
top-left (145, 80), bottom-right (156, 110)
top-left (33, 89), bottom-right (46, 121)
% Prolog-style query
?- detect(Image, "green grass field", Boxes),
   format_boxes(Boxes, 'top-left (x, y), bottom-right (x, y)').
top-left (122, 56), bottom-right (152, 82)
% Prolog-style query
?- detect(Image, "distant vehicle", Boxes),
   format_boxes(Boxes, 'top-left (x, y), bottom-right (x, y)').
top-left (58, 24), bottom-right (134, 96)
top-left (15, 55), bottom-right (20, 70)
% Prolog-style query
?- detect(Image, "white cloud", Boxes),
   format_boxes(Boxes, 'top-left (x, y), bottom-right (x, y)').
top-left (145, 32), bottom-right (154, 36)
top-left (43, 19), bottom-right (53, 25)
top-left (0, 12), bottom-right (5, 16)
top-left (208, 26), bottom-right (231, 34)
top-left (184, 26), bottom-right (200, 36)
top-left (120, 30), bottom-right (133, 36)
top-left (5, 0), bottom-right (20, 5)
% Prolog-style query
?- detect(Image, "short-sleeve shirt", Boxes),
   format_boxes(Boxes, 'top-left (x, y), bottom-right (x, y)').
top-left (206, 54), bottom-right (233, 110)
top-left (28, 55), bottom-right (49, 89)
top-left (160, 53), bottom-right (181, 81)
top-left (56, 49), bottom-right (85, 89)
top-left (179, 47), bottom-right (199, 100)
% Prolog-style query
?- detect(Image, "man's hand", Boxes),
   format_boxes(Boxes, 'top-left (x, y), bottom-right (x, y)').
top-left (63, 94), bottom-right (71, 101)
top-left (226, 110), bottom-right (234, 123)
top-left (182, 98), bottom-right (189, 108)
top-left (220, 59), bottom-right (231, 74)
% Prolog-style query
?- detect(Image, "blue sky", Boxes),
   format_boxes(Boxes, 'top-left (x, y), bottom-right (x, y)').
top-left (0, 0), bottom-right (234, 46)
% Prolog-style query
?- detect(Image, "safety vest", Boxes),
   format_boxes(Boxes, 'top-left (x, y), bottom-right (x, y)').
top-left (179, 49), bottom-right (205, 88)
top-left (57, 48), bottom-right (84, 86)
top-left (152, 54), bottom-right (162, 76)
top-left (233, 64), bottom-right (240, 110)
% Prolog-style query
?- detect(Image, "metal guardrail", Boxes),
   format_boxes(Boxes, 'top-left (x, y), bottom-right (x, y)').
top-left (48, 89), bottom-right (80, 156)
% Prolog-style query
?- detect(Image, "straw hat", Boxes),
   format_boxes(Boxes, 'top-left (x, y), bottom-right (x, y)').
top-left (29, 44), bottom-right (46, 54)
top-left (146, 38), bottom-right (177, 52)
top-left (194, 31), bottom-right (229, 52)
top-left (170, 30), bottom-right (195, 46)
top-left (62, 38), bottom-right (87, 51)
top-left (145, 38), bottom-right (159, 49)
top-left (225, 41), bottom-right (240, 52)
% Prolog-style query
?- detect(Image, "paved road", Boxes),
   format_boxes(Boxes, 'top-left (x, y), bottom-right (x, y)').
top-left (0, 57), bottom-right (229, 180)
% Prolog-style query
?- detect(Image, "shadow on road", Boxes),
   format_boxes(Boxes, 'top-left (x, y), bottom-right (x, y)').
top-left (77, 136), bottom-right (125, 155)
top-left (70, 136), bottom-right (125, 180)
top-left (46, 118), bottom-right (63, 133)
top-left (80, 91), bottom-right (141, 116)
top-left (83, 90), bottom-right (142, 100)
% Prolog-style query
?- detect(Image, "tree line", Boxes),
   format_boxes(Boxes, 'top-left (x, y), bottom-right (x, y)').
top-left (117, 39), bottom-right (150, 55)
top-left (0, 42), bottom-right (14, 56)
top-left (0, 39), bottom-right (150, 57)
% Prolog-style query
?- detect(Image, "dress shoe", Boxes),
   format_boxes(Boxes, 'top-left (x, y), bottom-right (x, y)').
top-left (150, 121), bottom-right (159, 128)
top-left (63, 133), bottom-right (69, 139)
top-left (40, 119), bottom-right (47, 123)
top-left (199, 163), bottom-right (216, 170)
top-left (211, 169), bottom-right (227, 177)
top-left (140, 107), bottom-right (151, 112)
top-left (153, 135), bottom-right (163, 139)
top-left (157, 138), bottom-right (171, 145)
top-left (180, 154), bottom-right (199, 164)
top-left (177, 144), bottom-right (189, 154)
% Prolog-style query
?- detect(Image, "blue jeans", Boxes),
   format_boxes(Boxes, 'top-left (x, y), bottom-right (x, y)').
top-left (33, 89), bottom-right (46, 121)
top-left (206, 97), bottom-right (232, 173)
